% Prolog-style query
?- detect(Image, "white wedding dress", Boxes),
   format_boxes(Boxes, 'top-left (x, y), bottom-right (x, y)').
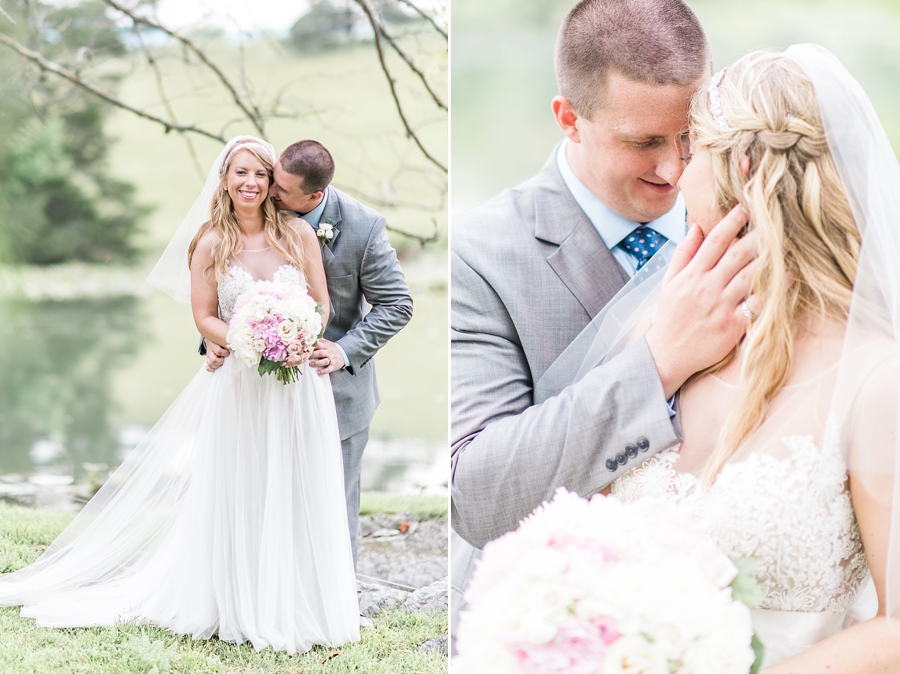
top-left (610, 329), bottom-right (893, 666)
top-left (0, 247), bottom-right (360, 654)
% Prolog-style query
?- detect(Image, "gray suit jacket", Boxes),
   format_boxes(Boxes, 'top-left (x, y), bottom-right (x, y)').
top-left (450, 149), bottom-right (684, 647)
top-left (317, 187), bottom-right (413, 440)
top-left (451, 149), bottom-right (683, 548)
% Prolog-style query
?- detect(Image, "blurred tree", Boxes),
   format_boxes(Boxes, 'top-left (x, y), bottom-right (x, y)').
top-left (288, 0), bottom-right (358, 52)
top-left (0, 0), bottom-right (144, 265)
top-left (288, 0), bottom-right (432, 51)
top-left (0, 0), bottom-right (446, 247)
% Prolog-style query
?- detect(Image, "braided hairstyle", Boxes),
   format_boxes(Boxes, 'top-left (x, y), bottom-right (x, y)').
top-left (690, 51), bottom-right (861, 486)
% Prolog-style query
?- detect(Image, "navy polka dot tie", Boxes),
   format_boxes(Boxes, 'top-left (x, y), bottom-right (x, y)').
top-left (617, 226), bottom-right (668, 271)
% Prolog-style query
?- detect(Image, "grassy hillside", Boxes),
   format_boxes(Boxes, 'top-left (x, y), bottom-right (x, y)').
top-left (105, 35), bottom-right (447, 255)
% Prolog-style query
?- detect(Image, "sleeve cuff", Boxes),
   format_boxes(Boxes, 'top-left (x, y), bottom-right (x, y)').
top-left (335, 342), bottom-right (349, 370)
top-left (666, 395), bottom-right (677, 419)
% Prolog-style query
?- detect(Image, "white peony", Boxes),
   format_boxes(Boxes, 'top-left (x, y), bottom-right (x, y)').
top-left (603, 636), bottom-right (668, 674)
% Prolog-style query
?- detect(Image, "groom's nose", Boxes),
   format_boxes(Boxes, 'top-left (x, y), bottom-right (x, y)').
top-left (655, 139), bottom-right (686, 187)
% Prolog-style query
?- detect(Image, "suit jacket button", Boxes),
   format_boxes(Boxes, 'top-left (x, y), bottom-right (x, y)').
top-left (606, 458), bottom-right (618, 472)
top-left (625, 444), bottom-right (638, 458)
top-left (615, 452), bottom-right (627, 465)
top-left (637, 437), bottom-right (650, 451)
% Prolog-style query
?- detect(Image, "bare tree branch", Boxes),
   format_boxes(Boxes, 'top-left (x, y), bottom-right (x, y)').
top-left (132, 25), bottom-right (205, 179)
top-left (0, 31), bottom-right (227, 143)
top-left (376, 20), bottom-right (445, 110)
top-left (396, 0), bottom-right (446, 40)
top-left (0, 4), bottom-right (15, 25)
top-left (337, 183), bottom-right (444, 212)
top-left (352, 0), bottom-right (446, 173)
top-left (386, 218), bottom-right (440, 247)
top-left (103, 0), bottom-right (266, 137)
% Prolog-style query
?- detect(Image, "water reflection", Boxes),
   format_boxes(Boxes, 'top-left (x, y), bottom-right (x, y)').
top-left (0, 289), bottom-right (447, 504)
top-left (0, 297), bottom-right (144, 481)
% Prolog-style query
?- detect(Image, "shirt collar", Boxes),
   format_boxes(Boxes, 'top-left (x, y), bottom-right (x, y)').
top-left (556, 140), bottom-right (686, 249)
top-left (298, 186), bottom-right (329, 227)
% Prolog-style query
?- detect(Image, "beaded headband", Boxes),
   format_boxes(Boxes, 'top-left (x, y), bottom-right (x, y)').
top-left (222, 136), bottom-right (276, 170)
top-left (707, 68), bottom-right (729, 130)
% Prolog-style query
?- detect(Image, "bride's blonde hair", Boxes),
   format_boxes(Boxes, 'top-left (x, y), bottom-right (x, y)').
top-left (691, 51), bottom-right (861, 486)
top-left (187, 139), bottom-right (305, 283)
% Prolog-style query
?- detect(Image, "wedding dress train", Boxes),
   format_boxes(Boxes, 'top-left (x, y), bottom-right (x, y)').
top-left (0, 249), bottom-right (359, 654)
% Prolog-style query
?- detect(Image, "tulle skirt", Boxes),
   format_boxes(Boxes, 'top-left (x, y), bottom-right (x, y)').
top-left (0, 356), bottom-right (360, 653)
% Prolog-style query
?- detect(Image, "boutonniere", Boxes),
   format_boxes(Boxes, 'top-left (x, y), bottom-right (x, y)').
top-left (316, 220), bottom-right (337, 246)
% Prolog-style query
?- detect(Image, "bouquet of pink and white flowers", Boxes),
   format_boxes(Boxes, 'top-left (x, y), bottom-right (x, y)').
top-left (226, 282), bottom-right (324, 384)
top-left (455, 488), bottom-right (763, 674)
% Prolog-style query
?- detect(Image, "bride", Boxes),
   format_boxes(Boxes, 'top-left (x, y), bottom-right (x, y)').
top-left (540, 44), bottom-right (900, 670)
top-left (0, 136), bottom-right (360, 653)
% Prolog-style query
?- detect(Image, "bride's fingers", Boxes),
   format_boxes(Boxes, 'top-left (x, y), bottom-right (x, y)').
top-left (722, 257), bottom-right (758, 306)
top-left (663, 223), bottom-right (703, 283)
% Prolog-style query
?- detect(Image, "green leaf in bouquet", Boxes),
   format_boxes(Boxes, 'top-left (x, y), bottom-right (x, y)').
top-left (315, 301), bottom-right (325, 315)
top-left (257, 358), bottom-right (280, 377)
top-left (749, 633), bottom-right (765, 674)
top-left (730, 557), bottom-right (765, 606)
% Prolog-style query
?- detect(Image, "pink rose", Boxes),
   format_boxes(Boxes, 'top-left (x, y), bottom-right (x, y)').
top-left (510, 617), bottom-right (620, 674)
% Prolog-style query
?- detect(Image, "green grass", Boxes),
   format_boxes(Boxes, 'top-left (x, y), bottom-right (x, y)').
top-left (0, 501), bottom-right (447, 674)
top-left (358, 492), bottom-right (447, 519)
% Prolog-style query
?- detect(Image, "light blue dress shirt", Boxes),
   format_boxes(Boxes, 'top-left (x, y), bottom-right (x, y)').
top-left (556, 140), bottom-right (686, 278)
top-left (557, 141), bottom-right (682, 416)
top-left (295, 187), bottom-right (349, 370)
top-left (297, 186), bottom-right (329, 228)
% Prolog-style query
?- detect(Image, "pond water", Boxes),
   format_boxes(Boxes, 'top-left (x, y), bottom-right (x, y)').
top-left (0, 254), bottom-right (448, 504)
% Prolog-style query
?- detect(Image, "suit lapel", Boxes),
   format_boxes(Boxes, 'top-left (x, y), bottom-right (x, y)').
top-left (318, 188), bottom-right (343, 269)
top-left (533, 150), bottom-right (629, 319)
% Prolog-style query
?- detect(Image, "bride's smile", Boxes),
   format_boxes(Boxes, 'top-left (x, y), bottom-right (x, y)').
top-left (224, 149), bottom-right (269, 206)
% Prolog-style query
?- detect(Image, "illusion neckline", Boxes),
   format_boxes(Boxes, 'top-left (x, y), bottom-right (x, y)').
top-left (708, 359), bottom-right (840, 391)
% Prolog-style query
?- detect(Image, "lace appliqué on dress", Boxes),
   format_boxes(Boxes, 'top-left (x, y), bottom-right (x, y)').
top-left (611, 417), bottom-right (868, 613)
top-left (218, 264), bottom-right (306, 323)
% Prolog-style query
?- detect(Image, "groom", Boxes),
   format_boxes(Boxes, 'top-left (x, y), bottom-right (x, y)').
top-left (451, 0), bottom-right (755, 638)
top-left (207, 139), bottom-right (413, 574)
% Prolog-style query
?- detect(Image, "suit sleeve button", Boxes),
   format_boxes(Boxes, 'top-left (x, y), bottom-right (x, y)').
top-left (625, 444), bottom-right (638, 458)
top-left (637, 437), bottom-right (650, 451)
top-left (615, 452), bottom-right (627, 465)
top-left (606, 459), bottom-right (618, 472)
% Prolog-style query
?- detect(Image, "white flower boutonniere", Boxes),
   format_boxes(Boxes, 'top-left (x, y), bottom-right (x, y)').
top-left (316, 220), bottom-right (337, 246)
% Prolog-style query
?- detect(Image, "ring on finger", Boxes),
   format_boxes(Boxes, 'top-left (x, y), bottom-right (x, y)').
top-left (324, 357), bottom-right (331, 367)
top-left (740, 299), bottom-right (755, 319)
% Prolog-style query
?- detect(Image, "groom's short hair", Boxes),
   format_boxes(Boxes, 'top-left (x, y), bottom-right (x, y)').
top-left (556, 0), bottom-right (709, 119)
top-left (279, 140), bottom-right (335, 194)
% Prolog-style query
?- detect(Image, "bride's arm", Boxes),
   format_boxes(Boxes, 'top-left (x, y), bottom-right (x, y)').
top-left (296, 219), bottom-right (330, 328)
top-left (190, 233), bottom-right (230, 349)
top-left (760, 479), bottom-right (900, 674)
top-left (762, 364), bottom-right (900, 674)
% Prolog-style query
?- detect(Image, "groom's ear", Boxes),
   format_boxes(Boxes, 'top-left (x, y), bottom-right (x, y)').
top-left (552, 96), bottom-right (582, 143)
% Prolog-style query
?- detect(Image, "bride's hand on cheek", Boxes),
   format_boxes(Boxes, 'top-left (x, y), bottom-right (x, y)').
top-left (645, 204), bottom-right (756, 398)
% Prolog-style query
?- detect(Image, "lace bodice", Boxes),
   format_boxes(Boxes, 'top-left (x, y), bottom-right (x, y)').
top-left (611, 416), bottom-right (868, 613)
top-left (218, 263), bottom-right (306, 323)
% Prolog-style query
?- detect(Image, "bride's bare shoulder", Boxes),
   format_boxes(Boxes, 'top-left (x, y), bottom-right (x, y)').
top-left (285, 216), bottom-right (318, 248)
top-left (190, 225), bottom-right (222, 263)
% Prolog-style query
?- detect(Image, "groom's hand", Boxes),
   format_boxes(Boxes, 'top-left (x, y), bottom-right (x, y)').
top-left (646, 204), bottom-right (757, 398)
top-left (205, 341), bottom-right (230, 373)
top-left (310, 339), bottom-right (345, 375)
